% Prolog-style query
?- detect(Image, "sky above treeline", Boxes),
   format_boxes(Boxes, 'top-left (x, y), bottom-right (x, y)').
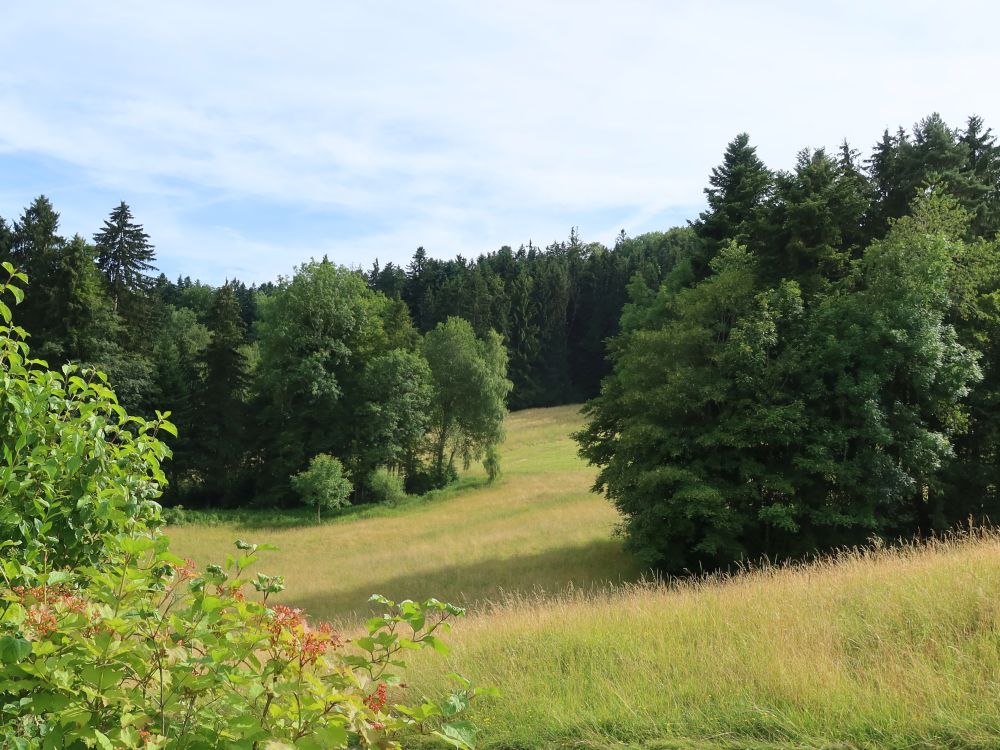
top-left (2, 1), bottom-right (998, 284)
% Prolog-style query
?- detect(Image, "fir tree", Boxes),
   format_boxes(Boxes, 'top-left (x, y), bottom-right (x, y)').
top-left (192, 283), bottom-right (250, 504)
top-left (93, 201), bottom-right (157, 309)
top-left (694, 133), bottom-right (774, 273)
top-left (960, 115), bottom-right (1000, 237)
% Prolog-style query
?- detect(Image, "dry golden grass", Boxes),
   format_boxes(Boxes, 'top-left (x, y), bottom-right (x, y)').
top-left (167, 405), bottom-right (640, 622)
top-left (408, 531), bottom-right (1000, 749)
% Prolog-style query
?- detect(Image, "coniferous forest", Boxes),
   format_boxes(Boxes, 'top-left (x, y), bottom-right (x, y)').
top-left (4, 113), bottom-right (1000, 572)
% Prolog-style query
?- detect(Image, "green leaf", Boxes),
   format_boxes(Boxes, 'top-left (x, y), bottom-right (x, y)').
top-left (0, 635), bottom-right (32, 664)
top-left (423, 635), bottom-right (450, 654)
top-left (442, 690), bottom-right (470, 717)
top-left (434, 720), bottom-right (478, 750)
top-left (94, 729), bottom-right (114, 750)
top-left (298, 724), bottom-right (348, 749)
top-left (32, 692), bottom-right (70, 712)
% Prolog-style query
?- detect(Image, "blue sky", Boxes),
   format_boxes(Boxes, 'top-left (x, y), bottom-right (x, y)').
top-left (2, 1), bottom-right (998, 283)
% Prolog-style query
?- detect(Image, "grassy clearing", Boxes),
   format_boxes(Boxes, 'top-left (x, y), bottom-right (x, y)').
top-left (167, 405), bottom-right (640, 622)
top-left (408, 532), bottom-right (1000, 749)
top-left (169, 405), bottom-right (1000, 748)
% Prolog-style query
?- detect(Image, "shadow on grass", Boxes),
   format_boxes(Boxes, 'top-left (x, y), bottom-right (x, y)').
top-left (279, 537), bottom-right (646, 624)
top-left (168, 476), bottom-right (491, 530)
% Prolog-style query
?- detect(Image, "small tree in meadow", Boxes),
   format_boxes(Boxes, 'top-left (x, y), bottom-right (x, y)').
top-left (292, 453), bottom-right (353, 521)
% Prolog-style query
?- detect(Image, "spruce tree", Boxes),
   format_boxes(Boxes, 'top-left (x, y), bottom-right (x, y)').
top-left (694, 133), bottom-right (774, 274)
top-left (192, 283), bottom-right (250, 504)
top-left (0, 216), bottom-right (13, 263)
top-left (53, 235), bottom-right (118, 364)
top-left (959, 115), bottom-right (1000, 237)
top-left (10, 196), bottom-right (66, 349)
top-left (764, 148), bottom-right (868, 294)
top-left (93, 201), bottom-right (157, 309)
top-left (865, 128), bottom-right (910, 235)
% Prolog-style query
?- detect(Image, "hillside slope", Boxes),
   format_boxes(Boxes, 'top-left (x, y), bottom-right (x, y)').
top-left (410, 532), bottom-right (1000, 749)
top-left (168, 405), bottom-right (639, 621)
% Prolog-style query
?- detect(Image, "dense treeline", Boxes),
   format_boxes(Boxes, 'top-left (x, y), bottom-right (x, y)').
top-left (0, 204), bottom-right (689, 509)
top-left (4, 112), bottom-right (998, 534)
top-left (366, 229), bottom-right (696, 407)
top-left (579, 113), bottom-right (1000, 571)
top-left (0, 202), bottom-right (513, 508)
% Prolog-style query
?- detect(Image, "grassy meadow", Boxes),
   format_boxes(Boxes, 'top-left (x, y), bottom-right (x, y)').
top-left (168, 406), bottom-right (1000, 749)
top-left (409, 532), bottom-right (1000, 749)
top-left (168, 405), bottom-right (641, 622)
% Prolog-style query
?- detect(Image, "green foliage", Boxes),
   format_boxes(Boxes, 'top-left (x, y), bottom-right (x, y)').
top-left (92, 201), bottom-right (157, 304)
top-left (794, 194), bottom-right (981, 537)
top-left (0, 546), bottom-right (485, 750)
top-left (424, 318), bottom-right (512, 486)
top-left (8, 111), bottom-right (1000, 528)
top-left (579, 191), bottom-right (987, 571)
top-left (255, 260), bottom-right (405, 503)
top-left (577, 243), bottom-right (807, 569)
top-left (189, 283), bottom-right (251, 505)
top-left (359, 349), bottom-right (434, 479)
top-left (367, 468), bottom-right (407, 505)
top-left (0, 262), bottom-right (172, 569)
top-left (483, 445), bottom-right (501, 484)
top-left (292, 454), bottom-right (353, 522)
top-left (694, 132), bottom-right (774, 274)
top-left (0, 272), bottom-right (488, 749)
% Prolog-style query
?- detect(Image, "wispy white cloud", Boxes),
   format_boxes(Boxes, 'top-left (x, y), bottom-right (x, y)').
top-left (1, 0), bottom-right (998, 281)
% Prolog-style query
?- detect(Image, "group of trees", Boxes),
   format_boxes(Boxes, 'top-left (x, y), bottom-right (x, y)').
top-left (0, 203), bottom-right (511, 510)
top-left (366, 230), bottom-right (698, 408)
top-left (0, 264), bottom-right (482, 750)
top-left (6, 111), bottom-right (1000, 561)
top-left (578, 113), bottom-right (1000, 571)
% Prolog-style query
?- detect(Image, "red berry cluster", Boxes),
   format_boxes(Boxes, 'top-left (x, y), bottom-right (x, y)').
top-left (267, 605), bottom-right (342, 666)
top-left (175, 559), bottom-right (198, 581)
top-left (12, 585), bottom-right (91, 637)
top-left (364, 682), bottom-right (388, 713)
top-left (216, 583), bottom-right (246, 602)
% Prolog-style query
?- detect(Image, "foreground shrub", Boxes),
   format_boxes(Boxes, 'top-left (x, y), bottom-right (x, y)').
top-left (0, 266), bottom-right (487, 749)
top-left (0, 262), bottom-right (171, 568)
top-left (0, 541), bottom-right (487, 749)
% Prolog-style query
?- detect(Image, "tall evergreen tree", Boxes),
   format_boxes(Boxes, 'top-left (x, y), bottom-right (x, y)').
top-left (763, 148), bottom-right (866, 294)
top-left (9, 196), bottom-right (67, 351)
top-left (191, 283), bottom-right (251, 504)
top-left (865, 128), bottom-right (911, 235)
top-left (694, 133), bottom-right (774, 275)
top-left (93, 201), bottom-right (157, 309)
top-left (0, 216), bottom-right (13, 262)
top-left (51, 235), bottom-right (119, 364)
top-left (959, 115), bottom-right (1000, 237)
